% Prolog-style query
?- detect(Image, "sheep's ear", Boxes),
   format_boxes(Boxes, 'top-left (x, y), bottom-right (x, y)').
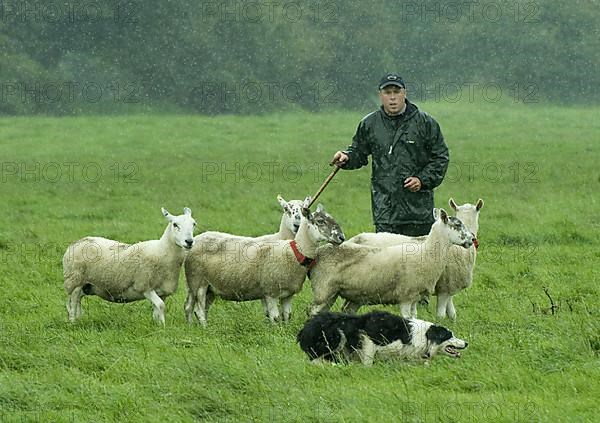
top-left (302, 196), bottom-right (312, 209)
top-left (476, 199), bottom-right (484, 211)
top-left (432, 208), bottom-right (440, 220)
top-left (439, 208), bottom-right (449, 224)
top-left (316, 203), bottom-right (325, 213)
top-left (277, 194), bottom-right (290, 212)
top-left (449, 198), bottom-right (458, 211)
top-left (162, 207), bottom-right (174, 221)
top-left (183, 207), bottom-right (192, 216)
top-left (301, 207), bottom-right (311, 219)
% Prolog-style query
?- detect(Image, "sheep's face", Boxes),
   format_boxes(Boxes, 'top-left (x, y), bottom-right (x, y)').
top-left (449, 198), bottom-right (484, 236)
top-left (303, 204), bottom-right (345, 245)
top-left (162, 207), bottom-right (197, 250)
top-left (445, 216), bottom-right (474, 249)
top-left (277, 195), bottom-right (303, 234)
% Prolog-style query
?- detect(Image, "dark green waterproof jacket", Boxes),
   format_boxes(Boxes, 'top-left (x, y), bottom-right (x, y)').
top-left (343, 101), bottom-right (449, 226)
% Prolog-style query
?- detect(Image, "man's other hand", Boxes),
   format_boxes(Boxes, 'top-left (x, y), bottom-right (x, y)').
top-left (403, 176), bottom-right (422, 192)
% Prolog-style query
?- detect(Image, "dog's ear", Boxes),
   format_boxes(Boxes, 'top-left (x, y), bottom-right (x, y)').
top-left (425, 325), bottom-right (453, 344)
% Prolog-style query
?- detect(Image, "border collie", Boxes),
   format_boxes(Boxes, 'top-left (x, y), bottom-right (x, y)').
top-left (297, 311), bottom-right (467, 365)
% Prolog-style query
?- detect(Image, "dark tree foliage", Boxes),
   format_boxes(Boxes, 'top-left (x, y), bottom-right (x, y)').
top-left (0, 0), bottom-right (597, 115)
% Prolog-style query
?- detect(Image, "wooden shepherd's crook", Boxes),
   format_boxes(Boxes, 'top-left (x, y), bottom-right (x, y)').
top-left (307, 163), bottom-right (341, 208)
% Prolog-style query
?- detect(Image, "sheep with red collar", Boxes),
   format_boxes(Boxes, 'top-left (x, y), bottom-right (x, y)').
top-left (182, 194), bottom-right (303, 322)
top-left (184, 200), bottom-right (345, 325)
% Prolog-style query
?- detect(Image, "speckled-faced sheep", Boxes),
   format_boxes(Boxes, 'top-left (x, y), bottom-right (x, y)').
top-left (309, 208), bottom-right (474, 318)
top-left (346, 198), bottom-right (484, 319)
top-left (184, 201), bottom-right (345, 325)
top-left (63, 207), bottom-right (197, 325)
top-left (255, 195), bottom-right (304, 242)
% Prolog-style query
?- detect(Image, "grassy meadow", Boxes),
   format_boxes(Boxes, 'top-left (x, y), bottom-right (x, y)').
top-left (0, 101), bottom-right (599, 422)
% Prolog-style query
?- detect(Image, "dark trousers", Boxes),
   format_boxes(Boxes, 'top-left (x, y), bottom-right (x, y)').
top-left (375, 222), bottom-right (432, 237)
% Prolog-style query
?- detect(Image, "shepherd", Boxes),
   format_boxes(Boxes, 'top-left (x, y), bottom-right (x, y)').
top-left (331, 73), bottom-right (449, 237)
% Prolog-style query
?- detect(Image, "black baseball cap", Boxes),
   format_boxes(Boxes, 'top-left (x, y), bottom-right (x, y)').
top-left (378, 73), bottom-right (406, 90)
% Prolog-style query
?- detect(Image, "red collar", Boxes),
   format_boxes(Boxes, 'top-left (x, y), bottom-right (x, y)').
top-left (290, 240), bottom-right (316, 273)
top-left (473, 238), bottom-right (479, 250)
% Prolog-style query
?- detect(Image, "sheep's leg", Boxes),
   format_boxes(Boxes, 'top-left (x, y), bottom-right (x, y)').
top-left (144, 290), bottom-right (165, 325)
top-left (66, 286), bottom-right (84, 322)
top-left (310, 299), bottom-right (332, 316)
top-left (341, 300), bottom-right (361, 314)
top-left (261, 298), bottom-right (269, 318)
top-left (192, 287), bottom-right (209, 326)
top-left (399, 302), bottom-right (413, 318)
top-left (310, 281), bottom-right (339, 316)
top-left (358, 334), bottom-right (376, 366)
top-left (184, 289), bottom-right (196, 324)
top-left (410, 301), bottom-right (418, 318)
top-left (264, 297), bottom-right (280, 323)
top-left (310, 292), bottom-right (338, 316)
top-left (281, 296), bottom-right (293, 322)
top-left (436, 293), bottom-right (450, 319)
top-left (446, 296), bottom-right (457, 320)
top-left (204, 289), bottom-right (215, 315)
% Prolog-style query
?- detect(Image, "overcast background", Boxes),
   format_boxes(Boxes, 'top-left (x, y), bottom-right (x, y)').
top-left (1, 0), bottom-right (598, 115)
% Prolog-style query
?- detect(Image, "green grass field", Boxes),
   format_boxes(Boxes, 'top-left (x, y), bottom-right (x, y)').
top-left (1, 101), bottom-right (599, 422)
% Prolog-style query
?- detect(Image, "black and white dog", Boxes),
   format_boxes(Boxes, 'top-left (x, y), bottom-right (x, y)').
top-left (297, 311), bottom-right (468, 365)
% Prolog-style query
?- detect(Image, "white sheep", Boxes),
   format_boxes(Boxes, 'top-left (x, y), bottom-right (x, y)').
top-left (181, 194), bottom-right (302, 320)
top-left (184, 200), bottom-right (345, 325)
top-left (346, 198), bottom-right (484, 319)
top-left (309, 208), bottom-right (474, 318)
top-left (63, 207), bottom-right (197, 325)
top-left (435, 198), bottom-right (483, 319)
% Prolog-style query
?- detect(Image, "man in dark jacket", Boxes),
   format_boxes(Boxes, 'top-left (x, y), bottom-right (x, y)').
top-left (332, 73), bottom-right (449, 236)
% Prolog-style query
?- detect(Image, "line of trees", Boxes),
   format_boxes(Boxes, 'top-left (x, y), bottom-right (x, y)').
top-left (1, 0), bottom-right (598, 115)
